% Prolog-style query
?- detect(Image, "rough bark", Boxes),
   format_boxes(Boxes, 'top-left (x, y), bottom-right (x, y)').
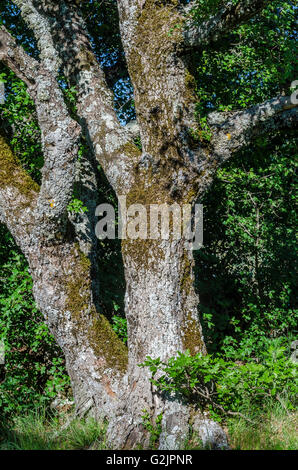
top-left (0, 26), bottom-right (81, 240)
top-left (0, 0), bottom-right (297, 450)
top-left (208, 95), bottom-right (298, 162)
top-left (0, 135), bottom-right (128, 420)
top-left (108, 237), bottom-right (206, 449)
top-left (28, 241), bottom-right (128, 419)
top-left (0, 134), bottom-right (38, 255)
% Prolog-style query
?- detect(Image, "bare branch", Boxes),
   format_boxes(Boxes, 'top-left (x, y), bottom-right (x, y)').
top-left (0, 25), bottom-right (39, 87)
top-left (208, 95), bottom-right (298, 162)
top-left (183, 0), bottom-right (270, 50)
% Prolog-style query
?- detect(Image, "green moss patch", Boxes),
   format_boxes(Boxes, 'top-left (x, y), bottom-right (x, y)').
top-left (65, 245), bottom-right (128, 373)
top-left (0, 135), bottom-right (39, 196)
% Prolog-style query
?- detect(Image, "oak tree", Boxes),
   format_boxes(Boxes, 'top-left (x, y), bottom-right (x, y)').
top-left (0, 0), bottom-right (297, 448)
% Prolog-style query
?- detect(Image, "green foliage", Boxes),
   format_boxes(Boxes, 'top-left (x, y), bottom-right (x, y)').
top-left (111, 313), bottom-right (127, 345)
top-left (133, 135), bottom-right (142, 151)
top-left (189, 117), bottom-right (213, 143)
top-left (0, 227), bottom-right (70, 418)
top-left (192, 1), bottom-right (296, 119)
top-left (0, 0), bottom-right (296, 437)
top-left (190, 0), bottom-right (297, 358)
top-left (1, 403), bottom-right (296, 450)
top-left (0, 68), bottom-right (43, 182)
top-left (141, 410), bottom-right (163, 449)
top-left (188, 1), bottom-right (239, 23)
top-left (227, 404), bottom-right (298, 450)
top-left (167, 22), bottom-right (183, 37)
top-left (60, 82), bottom-right (78, 119)
top-left (195, 136), bottom-right (297, 358)
top-left (140, 344), bottom-right (297, 421)
top-left (67, 197), bottom-right (88, 215)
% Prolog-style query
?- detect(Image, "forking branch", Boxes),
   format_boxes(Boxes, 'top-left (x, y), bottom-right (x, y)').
top-left (12, 0), bottom-right (139, 192)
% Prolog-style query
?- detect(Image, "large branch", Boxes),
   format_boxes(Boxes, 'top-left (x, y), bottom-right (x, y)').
top-left (0, 25), bottom-right (38, 86)
top-left (9, 2), bottom-right (104, 254)
top-left (0, 26), bottom-right (80, 241)
top-left (208, 95), bottom-right (298, 161)
top-left (183, 0), bottom-right (270, 50)
top-left (15, 0), bottom-right (138, 193)
top-left (54, 2), bottom-right (137, 192)
top-left (0, 135), bottom-right (38, 254)
top-left (13, 0), bottom-right (61, 75)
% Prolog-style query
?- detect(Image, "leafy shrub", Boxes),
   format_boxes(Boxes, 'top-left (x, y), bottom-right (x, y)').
top-left (196, 138), bottom-right (298, 359)
top-left (141, 410), bottom-right (163, 449)
top-left (0, 68), bottom-right (43, 182)
top-left (140, 342), bottom-right (297, 421)
top-left (190, 0), bottom-right (297, 360)
top-left (0, 227), bottom-right (70, 418)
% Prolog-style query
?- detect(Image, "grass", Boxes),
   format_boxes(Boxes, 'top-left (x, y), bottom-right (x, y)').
top-left (227, 403), bottom-right (298, 450)
top-left (0, 408), bottom-right (107, 450)
top-left (185, 399), bottom-right (297, 450)
top-left (0, 402), bottom-right (296, 450)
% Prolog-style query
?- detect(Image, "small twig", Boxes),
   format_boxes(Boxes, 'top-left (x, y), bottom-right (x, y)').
top-left (192, 384), bottom-right (256, 424)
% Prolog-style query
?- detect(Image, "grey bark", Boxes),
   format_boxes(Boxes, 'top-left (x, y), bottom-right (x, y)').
top-left (0, 26), bottom-right (81, 239)
top-left (108, 237), bottom-right (206, 449)
top-left (0, 0), bottom-right (297, 449)
top-left (208, 95), bottom-right (298, 162)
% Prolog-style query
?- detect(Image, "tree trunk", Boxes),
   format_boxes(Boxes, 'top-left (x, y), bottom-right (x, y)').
top-left (107, 235), bottom-right (206, 449)
top-left (26, 233), bottom-right (206, 449)
top-left (27, 241), bottom-right (127, 419)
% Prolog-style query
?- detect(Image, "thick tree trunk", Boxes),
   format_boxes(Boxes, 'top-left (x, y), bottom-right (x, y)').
top-left (107, 237), bottom-right (206, 449)
top-left (25, 232), bottom-right (207, 449)
top-left (27, 241), bottom-right (127, 418)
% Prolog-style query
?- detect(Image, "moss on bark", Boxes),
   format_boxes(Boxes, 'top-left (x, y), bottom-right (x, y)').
top-left (0, 135), bottom-right (39, 196)
top-left (65, 245), bottom-right (128, 373)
